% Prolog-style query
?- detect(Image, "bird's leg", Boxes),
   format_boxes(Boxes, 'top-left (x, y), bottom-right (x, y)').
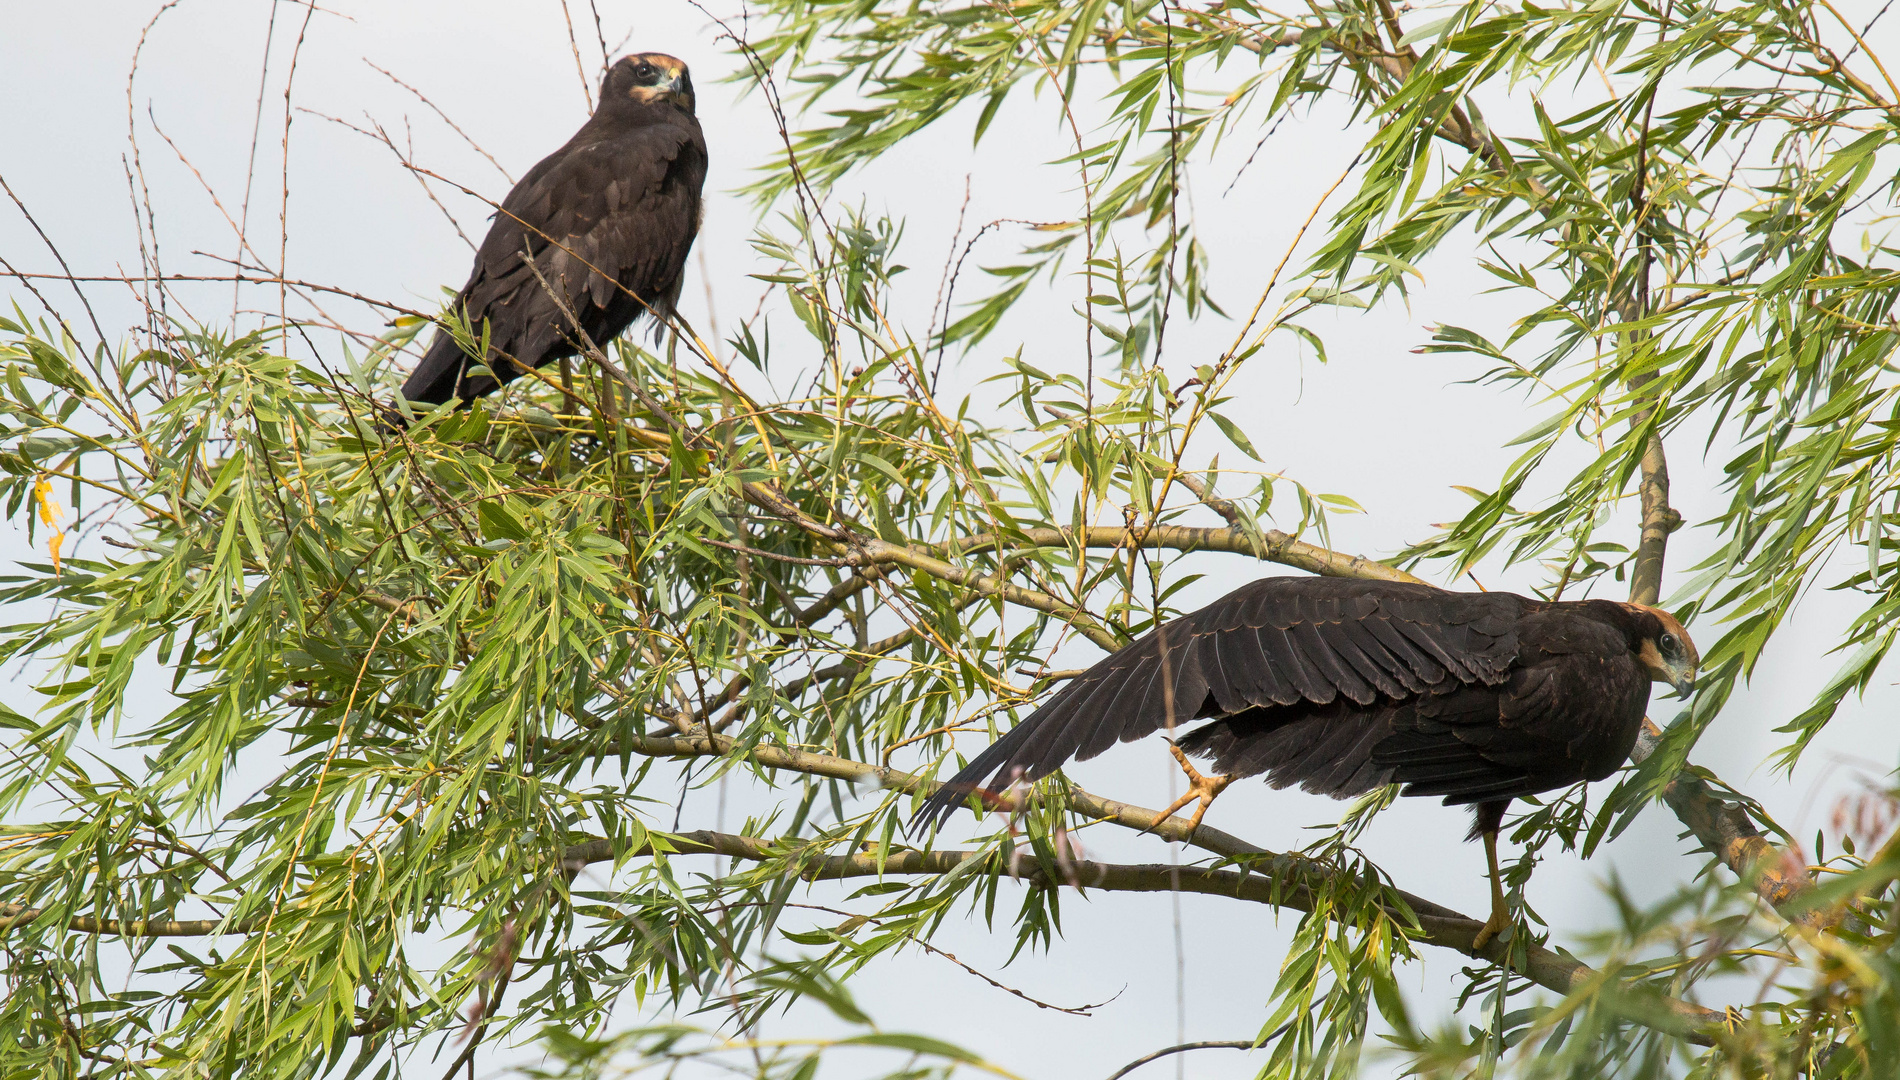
top-left (1148, 743), bottom-right (1236, 838)
top-left (1472, 828), bottom-right (1512, 950)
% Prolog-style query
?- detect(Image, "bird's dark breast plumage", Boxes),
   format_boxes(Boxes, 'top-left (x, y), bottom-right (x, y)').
top-left (401, 76), bottom-right (707, 407)
top-left (916, 578), bottom-right (1656, 828)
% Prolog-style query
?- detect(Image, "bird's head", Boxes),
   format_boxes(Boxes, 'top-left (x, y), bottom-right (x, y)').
top-left (607, 53), bottom-right (694, 112)
top-left (1625, 602), bottom-right (1699, 697)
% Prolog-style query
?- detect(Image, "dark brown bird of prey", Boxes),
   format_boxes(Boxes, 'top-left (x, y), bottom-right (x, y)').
top-left (916, 577), bottom-right (1698, 947)
top-left (400, 53), bottom-right (707, 407)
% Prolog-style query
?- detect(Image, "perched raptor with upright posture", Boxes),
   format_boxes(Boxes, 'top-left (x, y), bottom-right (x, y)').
top-left (916, 577), bottom-right (1698, 947)
top-left (400, 53), bottom-right (707, 407)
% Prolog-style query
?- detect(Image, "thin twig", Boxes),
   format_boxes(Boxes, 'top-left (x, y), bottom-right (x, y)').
top-left (1102, 1039), bottom-right (1269, 1080)
top-left (1, 271), bottom-right (431, 321)
top-left (363, 60), bottom-right (514, 182)
top-left (0, 173), bottom-right (110, 345)
top-left (558, 0), bottom-right (595, 111)
top-left (295, 107), bottom-right (476, 248)
top-left (234, 0), bottom-right (281, 323)
top-left (0, 252), bottom-right (63, 322)
top-left (915, 938), bottom-right (1120, 1016)
top-left (700, 537), bottom-right (850, 567)
top-left (277, 0), bottom-right (319, 323)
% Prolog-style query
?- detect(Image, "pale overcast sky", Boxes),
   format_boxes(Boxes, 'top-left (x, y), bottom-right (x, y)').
top-left (4, 3), bottom-right (1898, 1078)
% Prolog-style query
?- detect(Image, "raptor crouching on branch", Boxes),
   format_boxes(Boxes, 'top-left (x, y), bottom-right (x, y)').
top-left (399, 53), bottom-right (706, 408)
top-left (916, 577), bottom-right (1698, 949)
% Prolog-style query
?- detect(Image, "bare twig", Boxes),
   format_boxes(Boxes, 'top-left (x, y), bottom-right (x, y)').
top-left (277, 0), bottom-right (319, 323)
top-left (234, 0), bottom-right (281, 322)
top-left (1, 271), bottom-right (430, 320)
top-left (699, 537), bottom-right (851, 567)
top-left (363, 60), bottom-right (514, 182)
top-left (558, 0), bottom-right (595, 111)
top-left (0, 173), bottom-right (110, 345)
top-left (294, 108), bottom-right (476, 249)
top-left (1103, 1039), bottom-right (1266, 1080)
top-left (912, 937), bottom-right (1117, 1016)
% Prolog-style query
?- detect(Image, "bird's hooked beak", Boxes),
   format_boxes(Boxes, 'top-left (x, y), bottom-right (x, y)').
top-left (1665, 662), bottom-right (1696, 698)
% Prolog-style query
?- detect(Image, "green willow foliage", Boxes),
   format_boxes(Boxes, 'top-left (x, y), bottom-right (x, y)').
top-left (5, 0), bottom-right (1900, 1078)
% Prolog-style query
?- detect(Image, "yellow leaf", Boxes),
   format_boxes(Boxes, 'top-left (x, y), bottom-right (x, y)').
top-left (48, 531), bottom-right (63, 575)
top-left (34, 476), bottom-right (63, 527)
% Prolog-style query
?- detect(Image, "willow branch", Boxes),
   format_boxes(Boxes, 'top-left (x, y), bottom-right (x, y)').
top-left (1613, 117), bottom-right (1820, 924)
top-left (853, 538), bottom-right (1122, 651)
top-left (560, 829), bottom-right (1723, 1043)
top-left (1626, 414), bottom-right (1674, 609)
top-left (943, 524), bottom-right (1421, 584)
top-left (1629, 725), bottom-right (1826, 927)
top-left (0, 904), bottom-right (261, 937)
top-left (3, 775), bottom-right (1731, 1052)
top-left (1104, 1041), bottom-right (1263, 1080)
top-left (1209, 18), bottom-right (1532, 192)
top-left (0, 270), bottom-right (433, 319)
top-left (0, 826), bottom-right (1726, 1041)
top-left (1169, 471), bottom-right (1243, 528)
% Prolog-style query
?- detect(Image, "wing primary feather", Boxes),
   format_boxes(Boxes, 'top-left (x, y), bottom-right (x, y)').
top-left (1243, 625), bottom-right (1302, 704)
top-left (1362, 616), bottom-right (1446, 686)
top-left (1070, 660), bottom-right (1157, 761)
top-left (1333, 618), bottom-right (1412, 696)
top-left (1392, 619), bottom-right (1477, 680)
top-left (1260, 622), bottom-right (1331, 701)
top-left (913, 718), bottom-right (1043, 829)
top-left (1294, 620), bottom-right (1377, 704)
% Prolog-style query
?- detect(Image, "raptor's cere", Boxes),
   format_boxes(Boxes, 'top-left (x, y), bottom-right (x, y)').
top-left (400, 53), bottom-right (707, 407)
top-left (916, 577), bottom-right (1699, 947)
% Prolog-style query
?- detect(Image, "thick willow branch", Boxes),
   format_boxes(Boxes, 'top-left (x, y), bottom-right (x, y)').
top-left (562, 828), bottom-right (1721, 1043)
top-left (1617, 163), bottom-right (1819, 923)
top-left (0, 823), bottom-right (1726, 1041)
top-left (944, 524), bottom-right (1420, 583)
top-left (1629, 725), bottom-right (1825, 927)
top-left (566, 735), bottom-right (1723, 1038)
top-left (0, 904), bottom-right (259, 937)
top-left (1616, 341), bottom-right (1783, 917)
top-left (852, 537), bottom-right (1122, 650)
top-left (596, 730), bottom-right (1271, 861)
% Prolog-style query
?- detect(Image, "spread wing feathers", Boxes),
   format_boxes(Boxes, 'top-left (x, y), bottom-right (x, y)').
top-left (1177, 617), bottom-right (1648, 812)
top-left (915, 578), bottom-right (1525, 828)
top-left (401, 124), bottom-right (705, 405)
top-left (1170, 689), bottom-right (1538, 807)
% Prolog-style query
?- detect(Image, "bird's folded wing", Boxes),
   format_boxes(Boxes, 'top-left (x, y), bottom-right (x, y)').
top-left (465, 127), bottom-right (701, 320)
top-left (915, 578), bottom-right (1524, 827)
